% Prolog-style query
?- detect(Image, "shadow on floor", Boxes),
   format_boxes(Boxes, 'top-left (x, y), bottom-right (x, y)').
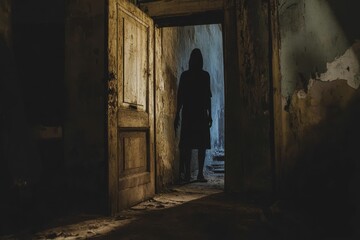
top-left (90, 192), bottom-right (278, 240)
top-left (1, 172), bottom-right (358, 240)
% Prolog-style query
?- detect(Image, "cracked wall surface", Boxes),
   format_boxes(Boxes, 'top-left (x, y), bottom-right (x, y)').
top-left (278, 0), bottom-right (360, 232)
top-left (279, 0), bottom-right (360, 168)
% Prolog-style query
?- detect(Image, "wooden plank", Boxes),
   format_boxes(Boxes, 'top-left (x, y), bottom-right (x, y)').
top-left (118, 109), bottom-right (149, 128)
top-left (223, 0), bottom-right (242, 193)
top-left (118, 3), bottom-right (151, 111)
top-left (115, 0), bottom-right (156, 212)
top-left (140, 0), bottom-right (224, 18)
top-left (148, 17), bottom-right (156, 198)
top-left (118, 172), bottom-right (151, 189)
top-left (122, 10), bottom-right (148, 109)
top-left (269, 0), bottom-right (282, 192)
top-left (153, 11), bottom-right (223, 27)
top-left (108, 0), bottom-right (120, 216)
top-left (117, 179), bottom-right (153, 209)
top-left (119, 131), bottom-right (148, 175)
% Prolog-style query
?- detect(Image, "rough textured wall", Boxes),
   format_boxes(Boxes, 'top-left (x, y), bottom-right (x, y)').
top-left (279, 0), bottom-right (360, 181)
top-left (155, 24), bottom-right (224, 190)
top-left (64, 0), bottom-right (106, 199)
top-left (224, 0), bottom-right (272, 194)
top-left (278, 0), bottom-right (360, 234)
top-left (1, 0), bottom-right (106, 230)
top-left (1, 0), bottom-right (66, 187)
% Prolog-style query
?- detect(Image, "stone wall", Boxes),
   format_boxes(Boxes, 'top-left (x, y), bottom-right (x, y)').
top-left (155, 24), bottom-right (224, 190)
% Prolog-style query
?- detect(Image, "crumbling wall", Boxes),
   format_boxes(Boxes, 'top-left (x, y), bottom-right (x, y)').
top-left (279, 0), bottom-right (360, 182)
top-left (278, 0), bottom-right (360, 235)
top-left (155, 24), bottom-right (224, 190)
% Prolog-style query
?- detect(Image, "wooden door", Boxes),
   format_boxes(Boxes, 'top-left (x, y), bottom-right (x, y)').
top-left (108, 0), bottom-right (155, 214)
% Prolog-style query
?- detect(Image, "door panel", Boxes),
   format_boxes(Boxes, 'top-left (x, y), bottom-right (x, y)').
top-left (118, 109), bottom-right (149, 128)
top-left (108, 0), bottom-right (155, 214)
top-left (119, 131), bottom-right (148, 176)
top-left (120, 10), bottom-right (149, 111)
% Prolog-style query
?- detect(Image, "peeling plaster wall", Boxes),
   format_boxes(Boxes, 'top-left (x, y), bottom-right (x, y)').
top-left (279, 0), bottom-right (360, 170)
top-left (279, 0), bottom-right (360, 96)
top-left (278, 0), bottom-right (360, 232)
top-left (64, 0), bottom-right (106, 198)
top-left (155, 24), bottom-right (224, 190)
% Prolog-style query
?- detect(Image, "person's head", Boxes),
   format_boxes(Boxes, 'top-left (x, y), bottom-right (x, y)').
top-left (189, 48), bottom-right (203, 70)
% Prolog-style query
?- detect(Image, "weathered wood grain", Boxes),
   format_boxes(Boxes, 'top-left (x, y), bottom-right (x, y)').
top-left (108, 0), bottom-right (155, 215)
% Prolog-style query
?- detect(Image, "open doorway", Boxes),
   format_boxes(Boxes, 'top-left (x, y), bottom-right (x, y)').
top-left (154, 24), bottom-right (225, 191)
top-left (107, 0), bottom-right (274, 213)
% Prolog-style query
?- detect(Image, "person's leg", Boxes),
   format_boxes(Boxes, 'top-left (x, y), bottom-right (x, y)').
top-left (197, 148), bottom-right (207, 182)
top-left (180, 147), bottom-right (191, 182)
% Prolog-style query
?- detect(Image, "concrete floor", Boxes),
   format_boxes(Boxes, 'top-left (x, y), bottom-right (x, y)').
top-left (1, 171), bottom-right (357, 240)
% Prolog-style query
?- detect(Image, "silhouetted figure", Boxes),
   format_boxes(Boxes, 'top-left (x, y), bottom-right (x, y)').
top-left (174, 48), bottom-right (212, 182)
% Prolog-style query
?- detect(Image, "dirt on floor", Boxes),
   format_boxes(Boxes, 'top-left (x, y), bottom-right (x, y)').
top-left (1, 172), bottom-right (357, 240)
top-left (1, 172), bottom-right (262, 240)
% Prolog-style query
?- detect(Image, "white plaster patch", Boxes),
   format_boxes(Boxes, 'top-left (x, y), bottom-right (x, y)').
top-left (297, 89), bottom-right (307, 99)
top-left (315, 41), bottom-right (360, 89)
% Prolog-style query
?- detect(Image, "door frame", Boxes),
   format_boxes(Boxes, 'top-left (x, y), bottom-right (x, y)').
top-left (140, 0), bottom-right (226, 192)
top-left (139, 0), bottom-right (282, 193)
top-left (105, 0), bottom-right (282, 213)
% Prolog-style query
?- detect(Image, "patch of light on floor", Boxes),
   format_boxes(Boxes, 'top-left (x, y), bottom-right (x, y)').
top-left (22, 177), bottom-right (224, 240)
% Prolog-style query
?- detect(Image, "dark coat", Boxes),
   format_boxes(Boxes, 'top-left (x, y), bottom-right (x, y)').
top-left (177, 69), bottom-right (212, 149)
